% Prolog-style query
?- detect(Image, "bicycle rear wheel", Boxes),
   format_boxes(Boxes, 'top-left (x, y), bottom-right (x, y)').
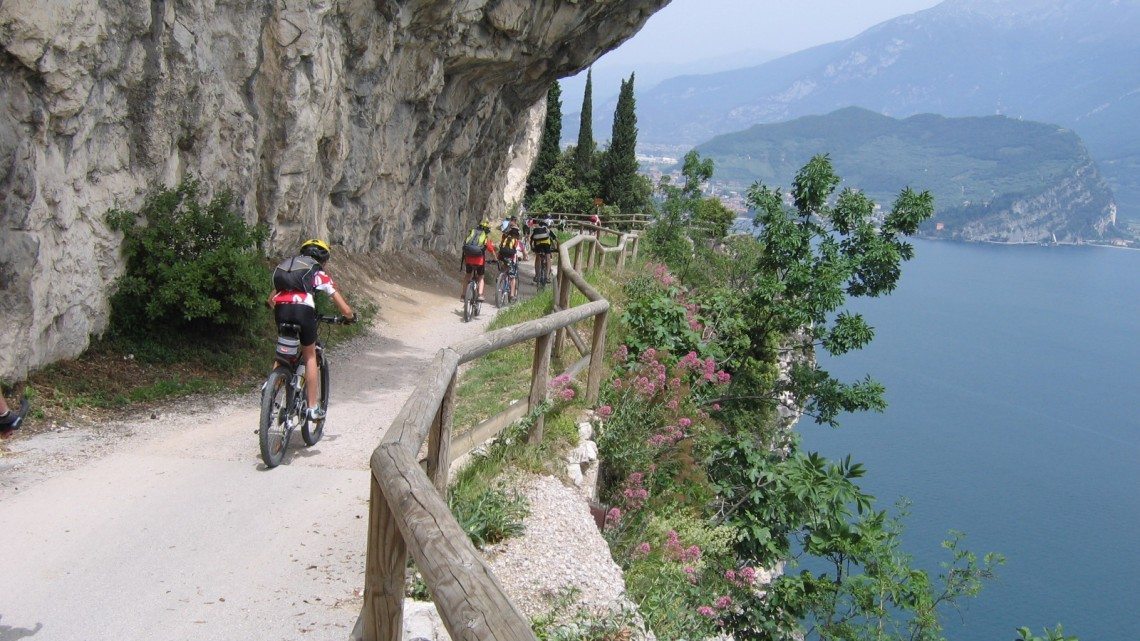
top-left (302, 355), bottom-right (328, 446)
top-left (463, 280), bottom-right (474, 322)
top-left (496, 272), bottom-right (508, 307)
top-left (259, 367), bottom-right (292, 468)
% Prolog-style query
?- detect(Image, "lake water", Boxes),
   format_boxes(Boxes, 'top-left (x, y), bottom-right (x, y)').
top-left (802, 239), bottom-right (1140, 641)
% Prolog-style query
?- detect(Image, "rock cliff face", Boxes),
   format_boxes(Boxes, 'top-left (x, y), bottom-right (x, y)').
top-left (0, 0), bottom-right (668, 378)
top-left (929, 159), bottom-right (1118, 244)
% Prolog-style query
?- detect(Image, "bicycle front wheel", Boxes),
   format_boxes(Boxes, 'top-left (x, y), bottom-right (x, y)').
top-left (302, 356), bottom-right (328, 446)
top-left (259, 367), bottom-right (292, 468)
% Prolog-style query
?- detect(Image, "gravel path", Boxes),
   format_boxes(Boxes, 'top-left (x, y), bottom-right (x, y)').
top-left (0, 251), bottom-right (631, 641)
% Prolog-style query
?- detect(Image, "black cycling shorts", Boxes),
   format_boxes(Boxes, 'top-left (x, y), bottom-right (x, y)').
top-left (275, 303), bottom-right (317, 346)
top-left (464, 263), bottom-right (486, 276)
top-left (533, 243), bottom-right (553, 255)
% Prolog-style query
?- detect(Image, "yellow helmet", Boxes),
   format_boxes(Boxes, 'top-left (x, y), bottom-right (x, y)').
top-left (300, 239), bottom-right (331, 264)
top-left (479, 218), bottom-right (491, 230)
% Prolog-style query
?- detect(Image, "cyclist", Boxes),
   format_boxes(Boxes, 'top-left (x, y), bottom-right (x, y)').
top-left (529, 217), bottom-right (557, 284)
top-left (267, 239), bottom-right (356, 422)
top-left (460, 219), bottom-right (497, 302)
top-left (497, 224), bottom-right (525, 300)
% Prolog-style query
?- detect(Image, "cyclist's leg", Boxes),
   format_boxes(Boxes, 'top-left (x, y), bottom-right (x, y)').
top-left (302, 343), bottom-right (319, 409)
top-left (476, 264), bottom-right (486, 299)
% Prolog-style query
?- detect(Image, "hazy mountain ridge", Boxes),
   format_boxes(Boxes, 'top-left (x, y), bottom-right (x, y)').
top-left (697, 107), bottom-right (1119, 243)
top-left (630, 0), bottom-right (1140, 216)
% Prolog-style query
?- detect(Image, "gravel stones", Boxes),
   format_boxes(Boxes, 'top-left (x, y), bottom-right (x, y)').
top-left (483, 474), bottom-right (627, 622)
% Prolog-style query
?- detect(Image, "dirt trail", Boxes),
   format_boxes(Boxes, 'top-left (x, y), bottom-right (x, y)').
top-left (0, 251), bottom-right (534, 641)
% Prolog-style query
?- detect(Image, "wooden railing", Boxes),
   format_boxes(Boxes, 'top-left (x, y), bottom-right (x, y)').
top-left (351, 230), bottom-right (640, 641)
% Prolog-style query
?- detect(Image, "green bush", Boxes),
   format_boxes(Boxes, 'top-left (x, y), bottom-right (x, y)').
top-left (449, 481), bottom-right (529, 548)
top-left (106, 177), bottom-right (268, 338)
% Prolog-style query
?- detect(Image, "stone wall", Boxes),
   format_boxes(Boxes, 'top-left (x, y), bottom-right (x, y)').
top-left (0, 0), bottom-right (668, 378)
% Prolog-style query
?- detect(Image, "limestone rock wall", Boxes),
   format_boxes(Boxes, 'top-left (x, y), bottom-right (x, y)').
top-left (0, 0), bottom-right (668, 378)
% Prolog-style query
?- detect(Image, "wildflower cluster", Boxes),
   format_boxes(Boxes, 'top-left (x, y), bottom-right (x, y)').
top-left (550, 373), bottom-right (577, 403)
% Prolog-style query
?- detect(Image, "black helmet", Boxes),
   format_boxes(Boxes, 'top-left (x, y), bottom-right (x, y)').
top-left (300, 239), bottom-right (331, 265)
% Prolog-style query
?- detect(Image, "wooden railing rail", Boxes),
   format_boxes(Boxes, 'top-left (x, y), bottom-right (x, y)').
top-left (353, 227), bottom-right (641, 641)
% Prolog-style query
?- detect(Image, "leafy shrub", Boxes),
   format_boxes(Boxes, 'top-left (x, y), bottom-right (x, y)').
top-left (106, 177), bottom-right (268, 337)
top-left (449, 481), bottom-right (529, 548)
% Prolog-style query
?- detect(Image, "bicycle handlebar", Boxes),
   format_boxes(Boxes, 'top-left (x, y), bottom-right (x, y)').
top-left (318, 315), bottom-right (355, 325)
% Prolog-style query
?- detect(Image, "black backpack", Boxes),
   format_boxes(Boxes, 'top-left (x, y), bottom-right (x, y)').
top-left (462, 228), bottom-right (487, 257)
top-left (272, 255), bottom-right (320, 293)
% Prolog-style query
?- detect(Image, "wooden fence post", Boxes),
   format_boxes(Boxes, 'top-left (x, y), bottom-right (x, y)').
top-left (553, 269), bottom-right (572, 358)
top-left (573, 243), bottom-right (583, 272)
top-left (528, 332), bottom-right (553, 444)
top-left (617, 237), bottom-right (627, 271)
top-left (586, 310), bottom-right (608, 405)
top-left (426, 371), bottom-right (457, 492)
top-left (632, 236), bottom-right (640, 260)
top-left (360, 473), bottom-right (408, 641)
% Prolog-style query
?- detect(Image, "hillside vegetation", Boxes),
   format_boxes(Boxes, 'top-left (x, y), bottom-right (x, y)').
top-left (697, 107), bottom-right (1119, 243)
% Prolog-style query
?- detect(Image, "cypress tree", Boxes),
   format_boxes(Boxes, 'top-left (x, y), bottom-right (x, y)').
top-left (601, 73), bottom-right (641, 215)
top-left (574, 68), bottom-right (595, 189)
top-left (525, 82), bottom-right (562, 207)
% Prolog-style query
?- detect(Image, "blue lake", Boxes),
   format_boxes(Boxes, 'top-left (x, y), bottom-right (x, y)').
top-left (802, 239), bottom-right (1140, 640)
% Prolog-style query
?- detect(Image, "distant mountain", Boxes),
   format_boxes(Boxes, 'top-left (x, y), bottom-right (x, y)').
top-left (629, 0), bottom-right (1140, 218)
top-left (697, 107), bottom-right (1119, 244)
top-left (559, 47), bottom-right (783, 143)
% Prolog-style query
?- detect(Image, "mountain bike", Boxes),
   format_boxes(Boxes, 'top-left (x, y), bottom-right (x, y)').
top-left (259, 315), bottom-right (345, 468)
top-left (462, 261), bottom-right (500, 321)
top-left (496, 258), bottom-right (518, 307)
top-left (534, 251), bottom-right (552, 290)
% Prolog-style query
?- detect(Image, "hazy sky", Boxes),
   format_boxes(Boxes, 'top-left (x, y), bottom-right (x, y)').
top-left (562, 0), bottom-right (944, 105)
top-left (600, 0), bottom-right (945, 66)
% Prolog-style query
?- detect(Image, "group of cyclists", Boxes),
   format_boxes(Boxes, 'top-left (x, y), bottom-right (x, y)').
top-left (459, 214), bottom-right (558, 304)
top-left (260, 216), bottom-right (556, 433)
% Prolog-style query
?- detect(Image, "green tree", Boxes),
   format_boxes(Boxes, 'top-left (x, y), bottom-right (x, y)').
top-left (525, 82), bottom-right (562, 207)
top-left (574, 68), bottom-right (597, 191)
top-left (600, 73), bottom-right (644, 216)
top-left (530, 151), bottom-right (592, 214)
top-left (728, 154), bottom-right (934, 427)
top-left (646, 150), bottom-right (721, 268)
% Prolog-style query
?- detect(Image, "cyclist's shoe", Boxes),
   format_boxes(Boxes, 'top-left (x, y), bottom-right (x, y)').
top-left (478, 296), bottom-right (485, 302)
top-left (0, 402), bottom-right (25, 436)
top-left (307, 407), bottom-right (326, 422)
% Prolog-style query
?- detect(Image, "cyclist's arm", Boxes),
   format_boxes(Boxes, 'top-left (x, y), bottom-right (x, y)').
top-left (330, 290), bottom-right (355, 321)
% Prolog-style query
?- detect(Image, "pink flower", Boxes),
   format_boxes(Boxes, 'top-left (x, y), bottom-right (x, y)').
top-left (669, 377), bottom-right (681, 389)
top-left (635, 542), bottom-right (651, 556)
top-left (716, 370), bottom-right (732, 384)
top-left (678, 417), bottom-right (692, 428)
top-left (596, 405), bottom-right (613, 418)
top-left (683, 566), bottom-right (696, 575)
top-left (665, 398), bottom-right (679, 411)
top-left (697, 606), bottom-right (716, 618)
top-left (643, 347), bottom-right (657, 361)
top-left (559, 387), bottom-right (576, 401)
top-left (613, 378), bottom-right (624, 390)
top-left (724, 569), bottom-right (737, 582)
top-left (552, 374), bottom-right (571, 387)
top-left (740, 566), bottom-right (758, 584)
top-left (712, 403), bottom-right (722, 411)
top-left (615, 345), bottom-right (629, 362)
top-left (605, 507), bottom-right (622, 526)
top-left (682, 545), bottom-right (702, 563)
top-left (714, 595), bottom-right (732, 609)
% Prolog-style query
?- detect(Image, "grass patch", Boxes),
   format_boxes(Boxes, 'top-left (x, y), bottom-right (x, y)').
top-left (452, 289), bottom-right (553, 433)
top-left (447, 401), bottom-right (582, 547)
